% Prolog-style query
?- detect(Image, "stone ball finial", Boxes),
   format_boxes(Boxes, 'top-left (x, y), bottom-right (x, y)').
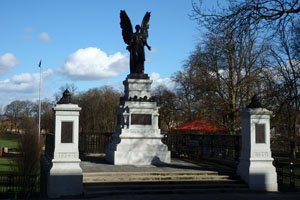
top-left (247, 95), bottom-right (263, 109)
top-left (57, 89), bottom-right (72, 104)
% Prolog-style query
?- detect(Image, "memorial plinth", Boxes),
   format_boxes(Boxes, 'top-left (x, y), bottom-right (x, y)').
top-left (47, 103), bottom-right (83, 198)
top-left (106, 75), bottom-right (170, 165)
top-left (237, 107), bottom-right (278, 192)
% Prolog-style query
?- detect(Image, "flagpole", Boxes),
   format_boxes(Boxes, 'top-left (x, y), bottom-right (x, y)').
top-left (38, 60), bottom-right (42, 143)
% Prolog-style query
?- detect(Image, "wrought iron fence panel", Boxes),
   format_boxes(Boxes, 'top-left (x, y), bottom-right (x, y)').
top-left (274, 161), bottom-right (300, 191)
top-left (45, 133), bottom-right (54, 159)
top-left (163, 132), bottom-right (240, 163)
top-left (79, 132), bottom-right (113, 154)
top-left (41, 130), bottom-right (300, 192)
top-left (0, 173), bottom-right (39, 197)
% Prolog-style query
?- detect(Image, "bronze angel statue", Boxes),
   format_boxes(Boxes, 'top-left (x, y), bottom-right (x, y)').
top-left (120, 10), bottom-right (151, 75)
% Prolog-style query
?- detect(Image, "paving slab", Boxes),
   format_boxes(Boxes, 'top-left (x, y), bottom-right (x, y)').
top-left (80, 154), bottom-right (232, 173)
top-left (76, 155), bottom-right (300, 200)
top-left (87, 192), bottom-right (300, 200)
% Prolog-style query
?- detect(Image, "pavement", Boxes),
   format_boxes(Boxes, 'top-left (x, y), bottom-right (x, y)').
top-left (75, 155), bottom-right (300, 200)
top-left (35, 191), bottom-right (300, 200)
top-left (87, 192), bottom-right (300, 200)
top-left (80, 154), bottom-right (234, 173)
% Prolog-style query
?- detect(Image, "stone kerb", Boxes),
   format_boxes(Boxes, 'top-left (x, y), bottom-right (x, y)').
top-left (237, 107), bottom-right (278, 192)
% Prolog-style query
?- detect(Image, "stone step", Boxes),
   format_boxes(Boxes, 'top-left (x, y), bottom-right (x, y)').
top-left (83, 182), bottom-right (249, 197)
top-left (83, 171), bottom-right (234, 183)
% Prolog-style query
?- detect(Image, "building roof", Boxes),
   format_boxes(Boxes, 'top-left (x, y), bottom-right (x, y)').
top-left (174, 116), bottom-right (227, 133)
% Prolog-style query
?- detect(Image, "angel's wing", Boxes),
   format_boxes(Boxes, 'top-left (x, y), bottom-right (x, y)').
top-left (141, 12), bottom-right (151, 40)
top-left (120, 10), bottom-right (133, 45)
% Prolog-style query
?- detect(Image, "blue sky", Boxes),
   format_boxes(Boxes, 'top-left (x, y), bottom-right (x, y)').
top-left (0, 0), bottom-right (220, 107)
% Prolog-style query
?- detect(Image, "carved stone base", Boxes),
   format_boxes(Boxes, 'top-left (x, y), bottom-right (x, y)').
top-left (106, 137), bottom-right (170, 165)
top-left (106, 75), bottom-right (170, 165)
top-left (48, 161), bottom-right (82, 198)
top-left (237, 158), bottom-right (277, 191)
top-left (123, 78), bottom-right (152, 100)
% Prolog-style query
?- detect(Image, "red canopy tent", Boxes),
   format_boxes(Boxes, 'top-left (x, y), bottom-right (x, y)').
top-left (174, 116), bottom-right (227, 133)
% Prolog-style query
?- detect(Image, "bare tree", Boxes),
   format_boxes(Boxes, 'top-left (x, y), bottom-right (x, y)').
top-left (152, 85), bottom-right (180, 131)
top-left (4, 100), bottom-right (32, 132)
top-left (31, 100), bottom-right (55, 133)
top-left (174, 21), bottom-right (269, 134)
top-left (192, 0), bottom-right (300, 34)
top-left (190, 0), bottom-right (300, 156)
top-left (78, 86), bottom-right (120, 132)
top-left (268, 21), bottom-right (300, 159)
top-left (14, 117), bottom-right (41, 196)
top-left (172, 70), bottom-right (199, 122)
top-left (40, 101), bottom-right (54, 133)
top-left (292, 21), bottom-right (300, 57)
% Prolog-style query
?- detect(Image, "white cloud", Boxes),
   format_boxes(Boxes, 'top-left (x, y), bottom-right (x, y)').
top-left (38, 32), bottom-right (51, 42)
top-left (62, 47), bottom-right (127, 80)
top-left (0, 53), bottom-right (19, 75)
top-left (150, 72), bottom-right (175, 90)
top-left (42, 68), bottom-right (54, 77)
top-left (149, 47), bottom-right (159, 54)
top-left (0, 73), bottom-right (39, 92)
top-left (0, 69), bottom-right (53, 93)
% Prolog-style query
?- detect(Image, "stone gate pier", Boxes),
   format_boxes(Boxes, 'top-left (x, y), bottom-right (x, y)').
top-left (106, 74), bottom-right (171, 165)
top-left (41, 90), bottom-right (83, 198)
top-left (237, 95), bottom-right (278, 191)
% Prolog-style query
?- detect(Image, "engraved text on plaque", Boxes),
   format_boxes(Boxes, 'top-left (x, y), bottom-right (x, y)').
top-left (131, 114), bottom-right (152, 125)
top-left (255, 124), bottom-right (265, 143)
top-left (61, 121), bottom-right (73, 143)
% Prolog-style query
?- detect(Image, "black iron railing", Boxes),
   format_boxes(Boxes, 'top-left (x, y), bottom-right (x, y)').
top-left (45, 133), bottom-right (54, 159)
top-left (44, 132), bottom-right (113, 156)
top-left (79, 132), bottom-right (113, 154)
top-left (163, 132), bottom-right (241, 165)
top-left (274, 161), bottom-right (300, 191)
top-left (0, 173), bottom-right (39, 198)
top-left (42, 130), bottom-right (300, 191)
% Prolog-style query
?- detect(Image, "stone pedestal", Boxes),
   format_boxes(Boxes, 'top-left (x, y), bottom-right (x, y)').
top-left (237, 108), bottom-right (278, 191)
top-left (106, 75), bottom-right (170, 165)
top-left (47, 104), bottom-right (83, 198)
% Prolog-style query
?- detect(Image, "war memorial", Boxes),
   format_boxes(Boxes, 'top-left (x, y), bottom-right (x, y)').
top-left (40, 10), bottom-right (281, 199)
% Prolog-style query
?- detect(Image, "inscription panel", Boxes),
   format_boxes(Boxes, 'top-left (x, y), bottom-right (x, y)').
top-left (255, 124), bottom-right (266, 143)
top-left (131, 114), bottom-right (152, 125)
top-left (55, 152), bottom-right (78, 159)
top-left (254, 152), bottom-right (269, 158)
top-left (61, 121), bottom-right (73, 143)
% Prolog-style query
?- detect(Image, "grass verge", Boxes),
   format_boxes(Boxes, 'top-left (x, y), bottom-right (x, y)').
top-left (0, 134), bottom-right (19, 149)
top-left (0, 157), bottom-right (16, 173)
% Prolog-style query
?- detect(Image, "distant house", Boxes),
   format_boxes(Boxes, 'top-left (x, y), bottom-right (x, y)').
top-left (174, 116), bottom-right (227, 133)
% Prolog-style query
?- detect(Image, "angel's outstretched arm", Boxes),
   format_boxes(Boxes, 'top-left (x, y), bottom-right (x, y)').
top-left (145, 41), bottom-right (151, 51)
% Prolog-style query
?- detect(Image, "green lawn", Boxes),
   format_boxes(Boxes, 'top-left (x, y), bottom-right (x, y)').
top-left (0, 157), bottom-right (16, 173)
top-left (0, 134), bottom-right (19, 173)
top-left (0, 134), bottom-right (19, 149)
